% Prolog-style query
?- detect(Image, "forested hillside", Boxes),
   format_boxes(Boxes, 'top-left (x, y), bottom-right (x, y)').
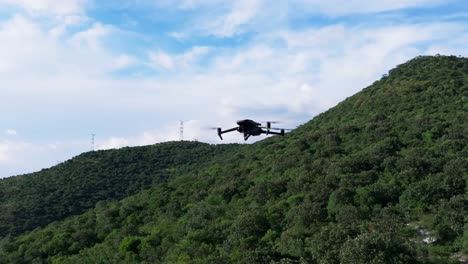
top-left (0, 55), bottom-right (466, 263)
top-left (0, 142), bottom-right (239, 237)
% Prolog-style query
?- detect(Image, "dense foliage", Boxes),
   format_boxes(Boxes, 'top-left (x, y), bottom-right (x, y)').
top-left (0, 55), bottom-right (466, 263)
top-left (0, 141), bottom-right (238, 237)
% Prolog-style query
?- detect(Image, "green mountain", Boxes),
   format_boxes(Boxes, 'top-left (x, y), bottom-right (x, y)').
top-left (0, 141), bottom-right (238, 237)
top-left (0, 55), bottom-right (467, 264)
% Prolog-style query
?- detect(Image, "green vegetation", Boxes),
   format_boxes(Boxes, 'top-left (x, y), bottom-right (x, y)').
top-left (0, 55), bottom-right (466, 263)
top-left (0, 141), bottom-right (238, 237)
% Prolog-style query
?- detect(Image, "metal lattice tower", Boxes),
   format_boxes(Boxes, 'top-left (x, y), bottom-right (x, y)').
top-left (91, 133), bottom-right (95, 151)
top-left (179, 121), bottom-right (184, 141)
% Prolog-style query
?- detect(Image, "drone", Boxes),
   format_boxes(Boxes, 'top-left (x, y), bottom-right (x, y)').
top-left (215, 119), bottom-right (290, 141)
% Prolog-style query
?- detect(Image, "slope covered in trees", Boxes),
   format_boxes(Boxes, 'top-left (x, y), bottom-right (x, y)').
top-left (0, 55), bottom-right (467, 263)
top-left (0, 141), bottom-right (238, 237)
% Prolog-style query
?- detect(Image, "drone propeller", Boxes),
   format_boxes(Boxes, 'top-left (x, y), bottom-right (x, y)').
top-left (273, 127), bottom-right (294, 131)
top-left (259, 120), bottom-right (281, 124)
top-left (204, 127), bottom-right (224, 139)
top-left (261, 126), bottom-right (294, 131)
top-left (204, 126), bottom-right (221, 130)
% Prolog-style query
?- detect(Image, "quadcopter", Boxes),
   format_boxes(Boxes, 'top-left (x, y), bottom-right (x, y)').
top-left (215, 119), bottom-right (290, 141)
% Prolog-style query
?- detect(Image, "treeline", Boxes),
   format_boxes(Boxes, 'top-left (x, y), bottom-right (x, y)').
top-left (0, 55), bottom-right (467, 263)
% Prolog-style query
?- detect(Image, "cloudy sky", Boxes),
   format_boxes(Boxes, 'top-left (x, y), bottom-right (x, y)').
top-left (1, 0), bottom-right (467, 177)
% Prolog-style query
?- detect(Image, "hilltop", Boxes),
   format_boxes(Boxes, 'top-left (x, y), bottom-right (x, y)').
top-left (0, 55), bottom-right (466, 263)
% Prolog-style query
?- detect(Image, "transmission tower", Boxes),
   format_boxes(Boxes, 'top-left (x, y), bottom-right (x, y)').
top-left (91, 133), bottom-right (95, 151)
top-left (179, 121), bottom-right (184, 141)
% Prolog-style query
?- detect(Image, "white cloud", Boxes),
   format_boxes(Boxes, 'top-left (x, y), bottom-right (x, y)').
top-left (204, 0), bottom-right (264, 37)
top-left (148, 46), bottom-right (212, 71)
top-left (0, 141), bottom-right (9, 162)
top-left (174, 0), bottom-right (223, 10)
top-left (69, 22), bottom-right (113, 51)
top-left (295, 0), bottom-right (446, 16)
top-left (5, 129), bottom-right (17, 136)
top-left (0, 140), bottom-right (32, 163)
top-left (0, 14), bottom-right (130, 85)
top-left (155, 0), bottom-right (268, 38)
top-left (0, 0), bottom-right (89, 36)
top-left (98, 137), bottom-right (130, 150)
top-left (197, 22), bottom-right (468, 113)
top-left (161, 0), bottom-right (446, 16)
top-left (97, 123), bottom-right (185, 150)
top-left (148, 50), bottom-right (175, 70)
top-left (181, 46), bottom-right (211, 65)
top-left (0, 15), bottom-right (50, 74)
top-left (120, 19), bottom-right (466, 124)
top-left (0, 0), bottom-right (88, 16)
top-left (169, 31), bottom-right (187, 40)
top-left (112, 54), bottom-right (138, 70)
top-left (0, 139), bottom-right (87, 177)
top-left (213, 44), bottom-right (273, 71)
top-left (153, 0), bottom-right (226, 11)
top-left (49, 15), bottom-right (89, 37)
top-left (3, 17), bottom-right (466, 122)
top-left (152, 0), bottom-right (447, 38)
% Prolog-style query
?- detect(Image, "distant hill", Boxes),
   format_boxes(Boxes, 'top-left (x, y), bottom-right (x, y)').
top-left (0, 55), bottom-right (466, 264)
top-left (0, 141), bottom-right (239, 237)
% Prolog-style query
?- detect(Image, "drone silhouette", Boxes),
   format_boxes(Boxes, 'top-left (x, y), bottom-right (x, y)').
top-left (215, 119), bottom-right (291, 141)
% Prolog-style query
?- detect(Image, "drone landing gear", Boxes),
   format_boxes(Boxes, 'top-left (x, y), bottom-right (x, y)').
top-left (244, 133), bottom-right (251, 141)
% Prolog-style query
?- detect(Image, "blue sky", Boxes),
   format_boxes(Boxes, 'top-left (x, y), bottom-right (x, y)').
top-left (1, 0), bottom-right (467, 177)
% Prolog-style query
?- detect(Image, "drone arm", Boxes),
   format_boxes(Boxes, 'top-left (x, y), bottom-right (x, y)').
top-left (218, 127), bottom-right (239, 140)
top-left (221, 127), bottom-right (239, 133)
top-left (265, 129), bottom-right (285, 136)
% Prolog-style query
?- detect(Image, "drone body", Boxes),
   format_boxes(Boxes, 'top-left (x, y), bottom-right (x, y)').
top-left (217, 119), bottom-right (287, 141)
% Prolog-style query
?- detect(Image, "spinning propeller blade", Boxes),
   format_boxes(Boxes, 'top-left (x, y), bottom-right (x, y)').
top-left (260, 126), bottom-right (294, 131)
